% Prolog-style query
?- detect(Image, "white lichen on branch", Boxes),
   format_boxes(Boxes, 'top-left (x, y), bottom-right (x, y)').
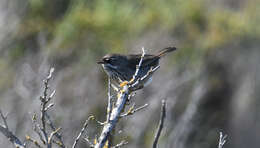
top-left (218, 132), bottom-right (227, 148)
top-left (95, 85), bottom-right (130, 148)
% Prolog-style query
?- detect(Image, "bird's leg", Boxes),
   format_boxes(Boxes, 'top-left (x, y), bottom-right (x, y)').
top-left (119, 77), bottom-right (136, 87)
top-left (119, 81), bottom-right (129, 87)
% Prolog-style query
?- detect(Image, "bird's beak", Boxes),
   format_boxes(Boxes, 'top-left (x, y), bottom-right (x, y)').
top-left (97, 59), bottom-right (105, 64)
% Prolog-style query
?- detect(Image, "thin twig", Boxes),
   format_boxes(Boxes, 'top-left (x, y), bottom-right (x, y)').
top-left (112, 140), bottom-right (128, 148)
top-left (140, 66), bottom-right (160, 81)
top-left (131, 65), bottom-right (160, 88)
top-left (120, 103), bottom-right (149, 117)
top-left (26, 135), bottom-right (43, 148)
top-left (45, 113), bottom-right (66, 148)
top-left (93, 118), bottom-right (106, 126)
top-left (48, 128), bottom-right (61, 145)
top-left (44, 103), bottom-right (54, 112)
top-left (131, 47), bottom-right (145, 81)
top-left (0, 109), bottom-right (25, 148)
top-left (72, 116), bottom-right (94, 148)
top-left (47, 90), bottom-right (56, 102)
top-left (32, 114), bottom-right (46, 144)
top-left (40, 68), bottom-right (55, 146)
top-left (218, 132), bottom-right (227, 148)
top-left (0, 110), bottom-right (8, 130)
top-left (34, 68), bottom-right (65, 148)
top-left (152, 100), bottom-right (166, 148)
top-left (84, 137), bottom-right (94, 148)
top-left (52, 139), bottom-right (64, 147)
top-left (106, 78), bottom-right (112, 122)
top-left (33, 125), bottom-right (46, 144)
top-left (106, 77), bottom-right (114, 147)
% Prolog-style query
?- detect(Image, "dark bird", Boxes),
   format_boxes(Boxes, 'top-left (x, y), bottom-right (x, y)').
top-left (97, 47), bottom-right (177, 91)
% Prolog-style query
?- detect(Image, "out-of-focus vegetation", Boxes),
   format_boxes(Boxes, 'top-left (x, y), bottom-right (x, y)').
top-left (0, 0), bottom-right (260, 147)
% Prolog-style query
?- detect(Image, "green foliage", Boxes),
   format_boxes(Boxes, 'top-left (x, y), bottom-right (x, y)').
top-left (12, 0), bottom-right (258, 61)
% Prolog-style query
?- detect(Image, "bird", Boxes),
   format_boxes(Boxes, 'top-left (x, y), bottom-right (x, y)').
top-left (97, 47), bottom-right (177, 91)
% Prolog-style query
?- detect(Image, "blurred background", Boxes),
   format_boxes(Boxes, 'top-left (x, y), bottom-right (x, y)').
top-left (0, 0), bottom-right (259, 147)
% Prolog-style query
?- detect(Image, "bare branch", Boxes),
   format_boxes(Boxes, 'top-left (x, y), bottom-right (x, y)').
top-left (140, 65), bottom-right (160, 81)
top-left (40, 68), bottom-right (55, 145)
top-left (48, 127), bottom-right (61, 145)
top-left (0, 110), bottom-right (25, 148)
top-left (47, 67), bottom-right (55, 80)
top-left (218, 132), bottom-right (227, 148)
top-left (106, 78), bottom-right (114, 147)
top-left (152, 99), bottom-right (166, 148)
top-left (49, 90), bottom-right (56, 100)
top-left (26, 135), bottom-right (43, 148)
top-left (45, 113), bottom-right (66, 148)
top-left (106, 78), bottom-right (113, 122)
top-left (93, 118), bottom-right (106, 126)
top-left (120, 103), bottom-right (149, 117)
top-left (132, 47), bottom-right (145, 81)
top-left (32, 114), bottom-right (46, 144)
top-left (131, 65), bottom-right (160, 88)
top-left (52, 139), bottom-right (64, 147)
top-left (0, 67), bottom-right (67, 148)
top-left (72, 116), bottom-right (94, 148)
top-left (29, 67), bottom-right (65, 148)
top-left (84, 137), bottom-right (94, 148)
top-left (0, 110), bottom-right (8, 130)
top-left (94, 85), bottom-right (130, 148)
top-left (44, 103), bottom-right (54, 112)
top-left (112, 140), bottom-right (128, 148)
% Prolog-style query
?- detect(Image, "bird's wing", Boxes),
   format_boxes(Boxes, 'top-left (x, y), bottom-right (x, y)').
top-left (127, 54), bottom-right (160, 70)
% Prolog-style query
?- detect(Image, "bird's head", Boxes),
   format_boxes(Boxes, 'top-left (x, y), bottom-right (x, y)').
top-left (97, 54), bottom-right (127, 70)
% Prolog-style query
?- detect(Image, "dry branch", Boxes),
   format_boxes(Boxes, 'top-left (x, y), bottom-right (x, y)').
top-left (26, 67), bottom-right (65, 148)
top-left (94, 85), bottom-right (130, 148)
top-left (218, 132), bottom-right (227, 148)
top-left (84, 137), bottom-right (94, 147)
top-left (153, 99), bottom-right (166, 148)
top-left (45, 113), bottom-right (65, 147)
top-left (120, 103), bottom-right (149, 117)
top-left (72, 116), bottom-right (94, 148)
top-left (26, 135), bottom-right (42, 148)
top-left (0, 110), bottom-right (25, 148)
top-left (112, 140), bottom-right (128, 148)
top-left (106, 78), bottom-right (113, 122)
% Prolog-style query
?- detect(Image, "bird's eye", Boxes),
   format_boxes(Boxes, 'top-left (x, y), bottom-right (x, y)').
top-left (104, 58), bottom-right (110, 62)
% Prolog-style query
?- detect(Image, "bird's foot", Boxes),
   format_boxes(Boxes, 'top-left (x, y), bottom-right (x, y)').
top-left (119, 78), bottom-right (135, 87)
top-left (119, 81), bottom-right (129, 87)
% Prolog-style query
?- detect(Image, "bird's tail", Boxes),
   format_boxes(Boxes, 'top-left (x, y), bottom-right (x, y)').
top-left (157, 47), bottom-right (177, 57)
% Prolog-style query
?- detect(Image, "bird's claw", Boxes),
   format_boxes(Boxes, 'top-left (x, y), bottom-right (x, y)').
top-left (119, 81), bottom-right (129, 87)
top-left (119, 78), bottom-right (135, 87)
